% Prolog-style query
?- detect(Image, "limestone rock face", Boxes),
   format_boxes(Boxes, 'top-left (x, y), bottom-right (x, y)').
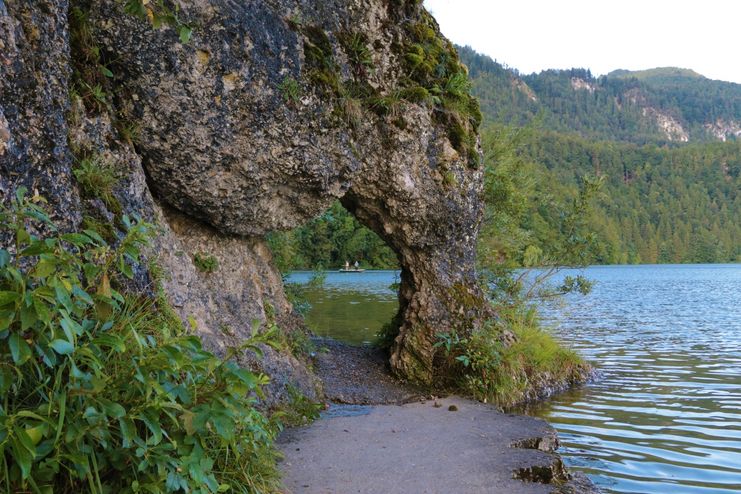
top-left (87, 0), bottom-right (490, 384)
top-left (67, 105), bottom-right (321, 407)
top-left (3, 0), bottom-right (490, 388)
top-left (0, 0), bottom-right (80, 229)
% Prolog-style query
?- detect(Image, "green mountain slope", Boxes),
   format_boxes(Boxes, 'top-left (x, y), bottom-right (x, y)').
top-left (607, 67), bottom-right (705, 82)
top-left (496, 129), bottom-right (741, 264)
top-left (458, 46), bottom-right (741, 144)
top-left (462, 47), bottom-right (741, 264)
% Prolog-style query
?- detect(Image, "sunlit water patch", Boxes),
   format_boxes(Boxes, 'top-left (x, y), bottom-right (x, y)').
top-left (530, 264), bottom-right (741, 494)
top-left (287, 265), bottom-right (741, 493)
top-left (286, 270), bottom-right (399, 345)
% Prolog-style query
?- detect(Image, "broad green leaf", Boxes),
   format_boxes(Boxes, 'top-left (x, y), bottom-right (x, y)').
top-left (54, 284), bottom-right (74, 312)
top-left (33, 258), bottom-right (56, 279)
top-left (119, 417), bottom-right (137, 448)
top-left (9, 333), bottom-right (32, 364)
top-left (98, 65), bottom-right (114, 78)
top-left (33, 296), bottom-right (51, 324)
top-left (0, 310), bottom-right (15, 331)
top-left (16, 228), bottom-right (31, 246)
top-left (19, 304), bottom-right (37, 331)
top-left (0, 249), bottom-right (10, 268)
top-left (82, 229), bottom-right (105, 245)
top-left (0, 290), bottom-right (20, 307)
top-left (11, 433), bottom-right (34, 479)
top-left (20, 242), bottom-right (52, 257)
top-left (49, 339), bottom-right (75, 355)
top-left (60, 315), bottom-right (82, 339)
top-left (38, 344), bottom-right (58, 367)
top-left (138, 410), bottom-right (163, 445)
top-left (72, 286), bottom-right (94, 306)
top-left (100, 400), bottom-right (126, 419)
top-left (211, 415), bottom-right (235, 441)
top-left (24, 424), bottom-right (47, 445)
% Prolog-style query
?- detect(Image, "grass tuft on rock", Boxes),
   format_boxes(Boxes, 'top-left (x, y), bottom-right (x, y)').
top-left (73, 155), bottom-right (121, 213)
top-left (436, 306), bottom-right (590, 409)
top-left (467, 309), bottom-right (588, 408)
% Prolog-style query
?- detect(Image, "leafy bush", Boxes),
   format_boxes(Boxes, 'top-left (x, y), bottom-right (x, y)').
top-left (436, 306), bottom-right (588, 409)
top-left (0, 189), bottom-right (280, 493)
top-left (193, 252), bottom-right (219, 274)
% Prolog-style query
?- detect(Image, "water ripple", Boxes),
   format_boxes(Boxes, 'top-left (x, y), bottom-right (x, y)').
top-left (288, 265), bottom-right (741, 493)
top-left (531, 264), bottom-right (741, 494)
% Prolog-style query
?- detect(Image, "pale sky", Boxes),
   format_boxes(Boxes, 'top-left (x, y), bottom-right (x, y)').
top-left (424, 0), bottom-right (741, 83)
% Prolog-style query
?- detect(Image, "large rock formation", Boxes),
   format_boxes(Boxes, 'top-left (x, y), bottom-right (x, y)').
top-left (2, 0), bottom-right (491, 388)
top-left (0, 0), bottom-right (80, 230)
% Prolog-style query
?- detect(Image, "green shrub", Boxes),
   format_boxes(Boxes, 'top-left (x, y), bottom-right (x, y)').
top-left (435, 306), bottom-right (589, 409)
top-left (0, 189), bottom-right (280, 493)
top-left (193, 252), bottom-right (219, 273)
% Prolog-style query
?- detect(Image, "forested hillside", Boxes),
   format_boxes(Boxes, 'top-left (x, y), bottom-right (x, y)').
top-left (458, 46), bottom-right (741, 144)
top-left (490, 127), bottom-right (741, 264)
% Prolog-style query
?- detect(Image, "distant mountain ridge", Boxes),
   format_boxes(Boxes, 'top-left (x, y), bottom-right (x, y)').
top-left (607, 67), bottom-right (705, 81)
top-left (458, 46), bottom-right (741, 143)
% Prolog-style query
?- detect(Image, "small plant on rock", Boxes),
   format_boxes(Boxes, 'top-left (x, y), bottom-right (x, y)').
top-left (73, 155), bottom-right (121, 213)
top-left (279, 76), bottom-right (302, 103)
top-left (193, 252), bottom-right (219, 273)
top-left (275, 385), bottom-right (323, 427)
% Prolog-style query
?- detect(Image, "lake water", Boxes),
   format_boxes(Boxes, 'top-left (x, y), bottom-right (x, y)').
top-left (286, 265), bottom-right (741, 494)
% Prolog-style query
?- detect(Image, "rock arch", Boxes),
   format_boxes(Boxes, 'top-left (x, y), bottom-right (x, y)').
top-left (87, 0), bottom-right (492, 384)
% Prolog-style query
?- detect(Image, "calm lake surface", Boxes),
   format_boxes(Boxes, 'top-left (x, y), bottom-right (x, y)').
top-left (286, 265), bottom-right (741, 494)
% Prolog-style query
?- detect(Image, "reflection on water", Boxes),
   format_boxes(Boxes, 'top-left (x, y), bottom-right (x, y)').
top-left (286, 270), bottom-right (399, 345)
top-left (287, 265), bottom-right (741, 493)
top-left (533, 265), bottom-right (741, 494)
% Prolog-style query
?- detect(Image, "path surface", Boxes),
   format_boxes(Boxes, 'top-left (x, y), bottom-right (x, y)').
top-left (310, 337), bottom-right (423, 405)
top-left (278, 340), bottom-right (597, 493)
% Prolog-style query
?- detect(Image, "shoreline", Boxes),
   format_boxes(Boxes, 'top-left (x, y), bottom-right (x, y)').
top-left (277, 338), bottom-right (599, 493)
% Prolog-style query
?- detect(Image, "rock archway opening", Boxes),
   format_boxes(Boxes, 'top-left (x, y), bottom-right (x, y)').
top-left (271, 201), bottom-right (405, 349)
top-left (83, 0), bottom-right (491, 385)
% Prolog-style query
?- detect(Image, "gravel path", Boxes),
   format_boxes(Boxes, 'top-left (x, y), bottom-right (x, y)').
top-left (278, 339), bottom-right (597, 493)
top-left (310, 337), bottom-right (424, 405)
